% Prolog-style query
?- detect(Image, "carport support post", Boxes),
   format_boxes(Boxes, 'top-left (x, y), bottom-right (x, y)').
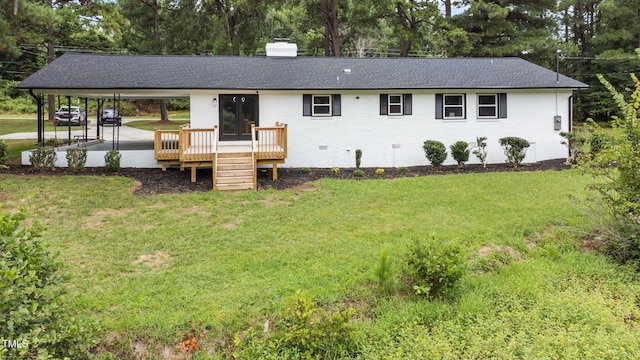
top-left (67, 96), bottom-right (71, 144)
top-left (97, 99), bottom-right (104, 139)
top-left (28, 90), bottom-right (43, 149)
top-left (84, 98), bottom-right (88, 141)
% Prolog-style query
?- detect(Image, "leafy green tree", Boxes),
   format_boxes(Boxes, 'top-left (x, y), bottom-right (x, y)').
top-left (580, 74), bottom-right (640, 264)
top-left (377, 0), bottom-right (440, 57)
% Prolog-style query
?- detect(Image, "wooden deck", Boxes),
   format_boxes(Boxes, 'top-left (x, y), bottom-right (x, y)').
top-left (153, 123), bottom-right (287, 190)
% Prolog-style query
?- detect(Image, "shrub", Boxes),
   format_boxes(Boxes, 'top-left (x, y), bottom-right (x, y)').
top-left (579, 74), bottom-right (640, 264)
top-left (405, 237), bottom-right (466, 299)
top-left (276, 291), bottom-right (357, 358)
top-left (331, 167), bottom-right (340, 176)
top-left (0, 140), bottom-right (7, 168)
top-left (0, 140), bottom-right (9, 169)
top-left (397, 166), bottom-right (409, 174)
top-left (450, 141), bottom-right (470, 168)
top-left (422, 140), bottom-right (447, 169)
top-left (472, 136), bottom-right (488, 168)
top-left (29, 147), bottom-right (57, 170)
top-left (374, 249), bottom-right (395, 295)
top-left (498, 136), bottom-right (530, 167)
top-left (0, 210), bottom-right (100, 359)
top-left (104, 149), bottom-right (121, 172)
top-left (300, 167), bottom-right (311, 175)
top-left (353, 169), bottom-right (365, 178)
top-left (559, 129), bottom-right (588, 164)
top-left (355, 149), bottom-right (362, 168)
top-left (375, 168), bottom-right (385, 176)
top-left (66, 147), bottom-right (87, 172)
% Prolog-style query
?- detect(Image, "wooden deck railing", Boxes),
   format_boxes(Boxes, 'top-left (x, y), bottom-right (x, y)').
top-left (252, 123), bottom-right (288, 160)
top-left (154, 129), bottom-right (180, 160)
top-left (179, 126), bottom-right (218, 162)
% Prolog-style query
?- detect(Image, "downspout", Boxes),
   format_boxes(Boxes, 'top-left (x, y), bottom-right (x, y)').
top-left (28, 90), bottom-right (43, 149)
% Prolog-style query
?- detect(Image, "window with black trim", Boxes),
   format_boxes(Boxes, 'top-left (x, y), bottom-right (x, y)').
top-left (478, 93), bottom-right (507, 119)
top-left (313, 95), bottom-right (331, 115)
top-left (303, 94), bottom-right (341, 117)
top-left (444, 94), bottom-right (464, 119)
top-left (380, 94), bottom-right (412, 116)
top-left (478, 94), bottom-right (497, 118)
top-left (436, 94), bottom-right (466, 120)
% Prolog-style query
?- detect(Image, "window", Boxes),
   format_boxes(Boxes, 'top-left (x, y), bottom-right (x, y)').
top-left (303, 94), bottom-right (341, 117)
top-left (443, 94), bottom-right (465, 119)
top-left (313, 95), bottom-right (331, 116)
top-left (478, 94), bottom-right (497, 118)
top-left (436, 93), bottom-right (507, 120)
top-left (389, 95), bottom-right (403, 115)
top-left (477, 93), bottom-right (507, 119)
top-left (380, 94), bottom-right (412, 116)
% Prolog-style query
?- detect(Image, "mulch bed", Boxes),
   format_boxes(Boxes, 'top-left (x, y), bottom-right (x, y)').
top-left (1, 159), bottom-right (571, 196)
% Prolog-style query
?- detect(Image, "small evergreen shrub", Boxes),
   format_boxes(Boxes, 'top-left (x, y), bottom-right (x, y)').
top-left (375, 168), bottom-right (385, 176)
top-left (397, 166), bottom-right (409, 174)
top-left (66, 147), bottom-right (87, 172)
top-left (405, 237), bottom-right (466, 299)
top-left (300, 167), bottom-right (311, 175)
top-left (0, 210), bottom-right (100, 359)
top-left (29, 147), bottom-right (57, 170)
top-left (104, 150), bottom-right (121, 172)
top-left (355, 149), bottom-right (362, 168)
top-left (0, 139), bottom-right (7, 168)
top-left (374, 249), bottom-right (395, 295)
top-left (353, 169), bottom-right (365, 178)
top-left (276, 291), bottom-right (357, 358)
top-left (498, 136), bottom-right (530, 167)
top-left (450, 141), bottom-right (470, 168)
top-left (472, 136), bottom-right (488, 168)
top-left (422, 140), bottom-right (447, 169)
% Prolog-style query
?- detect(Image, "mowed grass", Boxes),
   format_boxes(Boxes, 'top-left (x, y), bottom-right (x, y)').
top-left (0, 118), bottom-right (55, 135)
top-left (1, 170), bottom-right (639, 359)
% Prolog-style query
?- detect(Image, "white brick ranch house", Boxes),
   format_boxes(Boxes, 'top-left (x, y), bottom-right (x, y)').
top-left (17, 43), bottom-right (586, 189)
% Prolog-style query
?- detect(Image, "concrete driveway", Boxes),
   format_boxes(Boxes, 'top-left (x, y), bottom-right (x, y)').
top-left (0, 118), bottom-right (155, 141)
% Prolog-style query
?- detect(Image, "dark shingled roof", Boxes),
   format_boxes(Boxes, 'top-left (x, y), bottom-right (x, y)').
top-left (17, 53), bottom-right (587, 93)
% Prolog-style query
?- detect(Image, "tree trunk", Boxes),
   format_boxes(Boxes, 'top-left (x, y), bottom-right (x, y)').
top-left (399, 39), bottom-right (412, 57)
top-left (442, 0), bottom-right (451, 18)
top-left (320, 0), bottom-right (340, 57)
top-left (159, 100), bottom-right (169, 121)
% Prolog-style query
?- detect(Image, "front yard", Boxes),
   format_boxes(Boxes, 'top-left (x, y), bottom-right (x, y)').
top-left (1, 170), bottom-right (639, 359)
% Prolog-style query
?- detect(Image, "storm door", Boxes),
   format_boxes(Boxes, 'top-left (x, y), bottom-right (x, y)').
top-left (219, 94), bottom-right (258, 141)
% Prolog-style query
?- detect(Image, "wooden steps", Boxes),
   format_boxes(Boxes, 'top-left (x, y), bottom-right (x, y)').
top-left (214, 152), bottom-right (256, 191)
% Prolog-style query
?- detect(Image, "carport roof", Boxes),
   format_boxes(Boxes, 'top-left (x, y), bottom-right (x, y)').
top-left (17, 53), bottom-right (587, 98)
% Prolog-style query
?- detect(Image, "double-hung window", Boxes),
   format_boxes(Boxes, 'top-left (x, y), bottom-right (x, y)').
top-left (380, 94), bottom-right (412, 116)
top-left (477, 94), bottom-right (498, 118)
top-left (312, 95), bottom-right (331, 116)
top-left (303, 94), bottom-right (341, 117)
top-left (478, 93), bottom-right (507, 119)
top-left (444, 94), bottom-right (465, 119)
top-left (435, 94), bottom-right (466, 120)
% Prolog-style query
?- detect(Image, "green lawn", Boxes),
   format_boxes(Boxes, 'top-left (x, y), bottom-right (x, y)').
top-left (1, 170), bottom-right (638, 359)
top-left (0, 118), bottom-right (55, 135)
